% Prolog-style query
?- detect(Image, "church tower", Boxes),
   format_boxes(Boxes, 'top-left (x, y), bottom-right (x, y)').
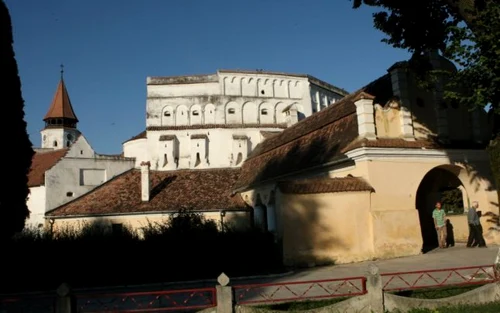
top-left (41, 66), bottom-right (81, 150)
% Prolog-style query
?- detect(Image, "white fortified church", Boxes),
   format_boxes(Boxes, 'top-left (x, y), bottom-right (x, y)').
top-left (30, 55), bottom-right (497, 267)
top-left (123, 70), bottom-right (348, 169)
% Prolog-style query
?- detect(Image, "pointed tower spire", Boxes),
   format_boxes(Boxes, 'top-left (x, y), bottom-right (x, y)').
top-left (40, 66), bottom-right (81, 150)
top-left (43, 65), bottom-right (79, 128)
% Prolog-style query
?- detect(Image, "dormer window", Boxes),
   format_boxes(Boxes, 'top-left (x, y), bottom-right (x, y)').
top-left (261, 108), bottom-right (268, 115)
top-left (164, 111), bottom-right (171, 117)
top-left (228, 108), bottom-right (236, 114)
top-left (192, 110), bottom-right (199, 116)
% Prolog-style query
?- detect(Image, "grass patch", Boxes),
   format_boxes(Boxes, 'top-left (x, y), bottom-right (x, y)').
top-left (400, 301), bottom-right (500, 313)
top-left (392, 285), bottom-right (483, 299)
top-left (257, 297), bottom-right (348, 311)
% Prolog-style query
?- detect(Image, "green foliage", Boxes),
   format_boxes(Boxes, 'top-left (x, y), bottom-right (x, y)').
top-left (3, 209), bottom-right (283, 293)
top-left (0, 0), bottom-right (35, 240)
top-left (258, 297), bottom-right (348, 311)
top-left (487, 135), bottom-right (500, 202)
top-left (352, 0), bottom-right (500, 114)
top-left (441, 188), bottom-right (465, 214)
top-left (401, 301), bottom-right (500, 313)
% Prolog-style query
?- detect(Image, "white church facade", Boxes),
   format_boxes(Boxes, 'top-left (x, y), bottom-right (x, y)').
top-left (26, 75), bottom-right (135, 228)
top-left (123, 70), bottom-right (348, 170)
top-left (43, 56), bottom-right (499, 267)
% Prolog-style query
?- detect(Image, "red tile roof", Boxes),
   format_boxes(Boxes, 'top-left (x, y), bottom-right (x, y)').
top-left (47, 168), bottom-right (250, 217)
top-left (233, 91), bottom-right (363, 192)
top-left (28, 149), bottom-right (69, 187)
top-left (279, 176), bottom-right (374, 194)
top-left (232, 73), bottom-right (445, 192)
top-left (43, 79), bottom-right (78, 122)
top-left (123, 130), bottom-right (147, 144)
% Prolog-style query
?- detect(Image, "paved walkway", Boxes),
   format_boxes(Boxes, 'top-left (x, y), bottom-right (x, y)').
top-left (5, 243), bottom-right (499, 312)
top-left (268, 243), bottom-right (499, 283)
top-left (76, 243), bottom-right (500, 292)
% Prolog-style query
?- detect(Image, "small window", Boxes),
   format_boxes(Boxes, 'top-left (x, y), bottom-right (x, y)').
top-left (66, 192), bottom-right (73, 197)
top-left (80, 150), bottom-right (83, 155)
top-left (66, 141), bottom-right (70, 147)
top-left (261, 90), bottom-right (265, 95)
top-left (228, 108), bottom-right (236, 114)
top-left (195, 152), bottom-right (201, 167)
top-left (163, 153), bottom-right (168, 167)
top-left (192, 110), bottom-right (199, 116)
top-left (261, 108), bottom-right (268, 115)
top-left (164, 111), bottom-right (171, 116)
top-left (236, 152), bottom-right (243, 165)
top-left (53, 141), bottom-right (58, 147)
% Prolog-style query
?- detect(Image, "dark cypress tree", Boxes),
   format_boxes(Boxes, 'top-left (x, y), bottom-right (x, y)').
top-left (0, 0), bottom-right (35, 239)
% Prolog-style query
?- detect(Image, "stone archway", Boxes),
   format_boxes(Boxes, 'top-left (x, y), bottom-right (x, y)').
top-left (415, 165), bottom-right (468, 253)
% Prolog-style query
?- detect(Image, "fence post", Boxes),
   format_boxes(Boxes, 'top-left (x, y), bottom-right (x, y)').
top-left (365, 264), bottom-right (384, 313)
top-left (216, 273), bottom-right (234, 313)
top-left (55, 283), bottom-right (76, 313)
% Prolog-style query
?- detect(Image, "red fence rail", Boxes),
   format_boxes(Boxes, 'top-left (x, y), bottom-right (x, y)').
top-left (233, 276), bottom-right (367, 305)
top-left (77, 287), bottom-right (217, 313)
top-left (0, 293), bottom-right (55, 313)
top-left (381, 264), bottom-right (498, 292)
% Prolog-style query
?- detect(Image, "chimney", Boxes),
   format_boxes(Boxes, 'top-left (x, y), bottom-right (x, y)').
top-left (354, 92), bottom-right (377, 140)
top-left (140, 161), bottom-right (151, 202)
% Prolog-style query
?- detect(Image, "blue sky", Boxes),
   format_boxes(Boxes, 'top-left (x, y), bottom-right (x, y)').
top-left (6, 0), bottom-right (410, 154)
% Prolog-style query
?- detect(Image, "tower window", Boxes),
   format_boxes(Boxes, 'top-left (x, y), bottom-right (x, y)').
top-left (228, 108), bottom-right (235, 114)
top-left (192, 110), bottom-right (199, 116)
top-left (261, 108), bottom-right (268, 115)
top-left (164, 111), bottom-right (171, 117)
top-left (53, 141), bottom-right (58, 147)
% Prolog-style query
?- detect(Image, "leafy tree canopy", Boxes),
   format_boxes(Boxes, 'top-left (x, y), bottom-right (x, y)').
top-left (352, 0), bottom-right (500, 119)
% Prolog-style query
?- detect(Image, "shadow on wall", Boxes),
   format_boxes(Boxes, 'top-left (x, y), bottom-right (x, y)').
top-left (246, 132), bottom-right (355, 268)
top-left (282, 196), bottom-right (348, 268)
top-left (386, 57), bottom-right (499, 253)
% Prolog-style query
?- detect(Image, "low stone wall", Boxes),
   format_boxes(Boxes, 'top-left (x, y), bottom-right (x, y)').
top-left (233, 263), bottom-right (500, 313)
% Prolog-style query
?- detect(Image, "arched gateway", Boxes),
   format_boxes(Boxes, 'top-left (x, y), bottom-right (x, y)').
top-left (415, 163), bottom-right (496, 253)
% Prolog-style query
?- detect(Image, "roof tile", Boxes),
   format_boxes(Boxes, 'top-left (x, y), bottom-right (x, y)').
top-left (43, 79), bottom-right (78, 121)
top-left (47, 168), bottom-right (249, 217)
top-left (278, 176), bottom-right (374, 194)
top-left (28, 149), bottom-right (69, 187)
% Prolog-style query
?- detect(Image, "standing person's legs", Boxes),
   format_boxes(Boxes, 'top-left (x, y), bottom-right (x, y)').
top-left (466, 224), bottom-right (476, 247)
top-left (439, 226), bottom-right (447, 248)
top-left (477, 224), bottom-right (487, 247)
